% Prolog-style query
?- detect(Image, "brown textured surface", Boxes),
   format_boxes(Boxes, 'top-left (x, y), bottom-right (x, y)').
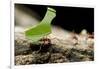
top-left (15, 31), bottom-right (94, 65)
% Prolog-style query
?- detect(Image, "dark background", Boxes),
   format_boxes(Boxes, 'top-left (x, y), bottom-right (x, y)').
top-left (15, 4), bottom-right (94, 34)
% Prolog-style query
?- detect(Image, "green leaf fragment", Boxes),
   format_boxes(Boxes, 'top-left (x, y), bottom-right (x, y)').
top-left (25, 7), bottom-right (56, 42)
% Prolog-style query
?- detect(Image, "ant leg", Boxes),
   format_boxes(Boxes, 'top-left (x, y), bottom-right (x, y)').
top-left (37, 37), bottom-right (44, 53)
top-left (37, 44), bottom-right (42, 53)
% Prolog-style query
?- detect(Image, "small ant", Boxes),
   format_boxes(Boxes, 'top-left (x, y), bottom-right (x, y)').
top-left (38, 37), bottom-right (52, 52)
top-left (39, 37), bottom-right (51, 45)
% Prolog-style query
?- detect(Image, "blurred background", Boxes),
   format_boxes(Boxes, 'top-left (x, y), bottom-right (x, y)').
top-left (15, 4), bottom-right (94, 34)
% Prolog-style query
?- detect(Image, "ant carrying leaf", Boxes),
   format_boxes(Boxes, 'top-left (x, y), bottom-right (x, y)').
top-left (25, 7), bottom-right (56, 42)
